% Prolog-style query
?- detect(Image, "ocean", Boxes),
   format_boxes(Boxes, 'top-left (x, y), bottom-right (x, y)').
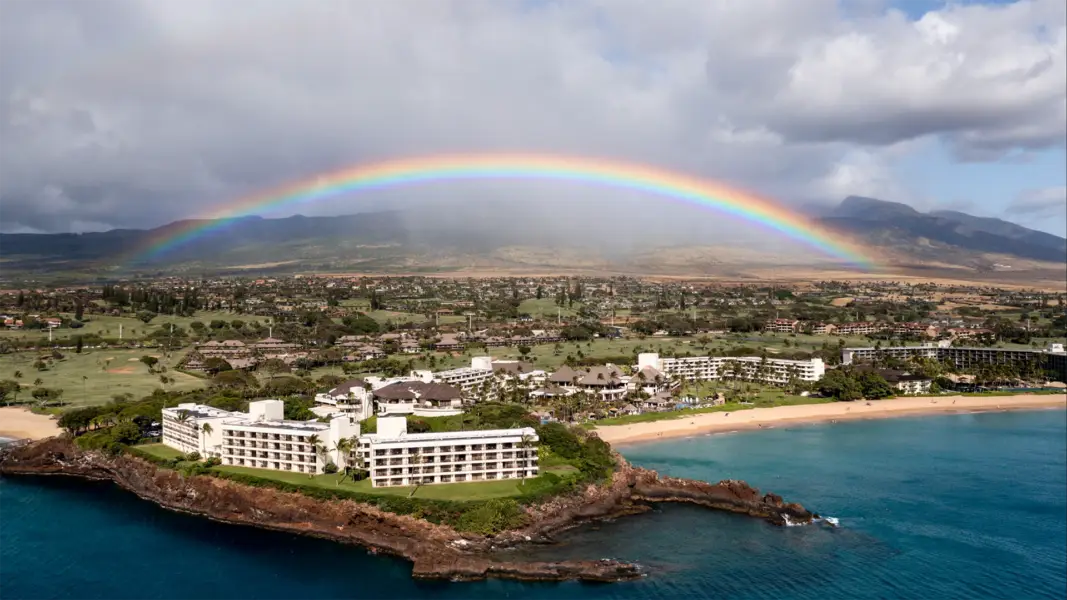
top-left (2, 409), bottom-right (1064, 600)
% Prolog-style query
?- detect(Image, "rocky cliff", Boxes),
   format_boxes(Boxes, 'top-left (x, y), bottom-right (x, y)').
top-left (1, 438), bottom-right (814, 582)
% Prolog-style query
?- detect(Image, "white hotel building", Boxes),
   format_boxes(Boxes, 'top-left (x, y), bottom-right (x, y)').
top-left (411, 356), bottom-right (497, 397)
top-left (637, 353), bottom-right (825, 385)
top-left (163, 400), bottom-right (359, 475)
top-left (162, 401), bottom-right (540, 485)
top-left (359, 416), bottom-right (539, 488)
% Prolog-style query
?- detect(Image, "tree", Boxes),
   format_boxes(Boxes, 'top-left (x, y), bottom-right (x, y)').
top-left (31, 387), bottom-right (64, 406)
top-left (200, 423), bottom-right (214, 455)
top-left (140, 355), bottom-right (159, 372)
top-left (74, 302), bottom-right (84, 321)
top-left (408, 451), bottom-right (425, 497)
top-left (75, 337), bottom-right (84, 354)
top-left (203, 357), bottom-right (233, 375)
top-left (136, 310), bottom-right (157, 324)
top-left (259, 358), bottom-right (289, 380)
top-left (517, 433), bottom-right (536, 486)
top-left (517, 345), bottom-right (532, 359)
top-left (858, 371), bottom-right (894, 400)
top-left (333, 437), bottom-right (353, 483)
top-left (818, 369), bottom-right (863, 402)
top-left (0, 380), bottom-right (21, 405)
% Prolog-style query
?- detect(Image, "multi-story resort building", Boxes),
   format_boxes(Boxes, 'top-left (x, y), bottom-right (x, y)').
top-left (163, 400), bottom-right (359, 475)
top-left (163, 400), bottom-right (540, 485)
top-left (636, 353), bottom-right (826, 385)
top-left (764, 319), bottom-right (800, 333)
top-left (313, 378), bottom-right (373, 420)
top-left (161, 404), bottom-right (241, 455)
top-left (413, 356), bottom-right (496, 397)
top-left (359, 416), bottom-right (539, 488)
top-left (834, 322), bottom-right (888, 336)
top-left (841, 344), bottom-right (942, 365)
top-left (842, 343), bottom-right (1067, 382)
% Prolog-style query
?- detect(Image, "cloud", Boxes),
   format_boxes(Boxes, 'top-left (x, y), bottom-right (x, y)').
top-left (0, 0), bottom-right (1064, 238)
top-left (1009, 186), bottom-right (1067, 216)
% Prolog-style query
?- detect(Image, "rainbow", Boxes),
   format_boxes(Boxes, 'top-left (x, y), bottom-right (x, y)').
top-left (136, 154), bottom-right (875, 268)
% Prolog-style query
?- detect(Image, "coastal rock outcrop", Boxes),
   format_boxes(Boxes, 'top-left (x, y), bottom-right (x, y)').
top-left (1, 438), bottom-right (812, 582)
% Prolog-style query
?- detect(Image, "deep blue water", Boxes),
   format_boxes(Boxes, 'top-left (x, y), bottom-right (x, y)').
top-left (2, 410), bottom-right (1065, 600)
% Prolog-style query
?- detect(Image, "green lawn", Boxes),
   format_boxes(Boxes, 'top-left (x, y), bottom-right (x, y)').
top-left (0, 347), bottom-right (205, 407)
top-left (517, 298), bottom-right (582, 318)
top-left (214, 465), bottom-right (543, 500)
top-left (135, 443), bottom-right (187, 460)
top-left (0, 311), bottom-right (249, 343)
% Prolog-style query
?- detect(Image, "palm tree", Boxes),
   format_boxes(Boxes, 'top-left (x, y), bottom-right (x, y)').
top-left (200, 423), bottom-right (214, 455)
top-left (517, 433), bottom-right (536, 486)
top-left (333, 437), bottom-right (353, 483)
top-left (33, 378), bottom-right (42, 387)
top-left (13, 370), bottom-right (22, 380)
top-left (306, 434), bottom-right (321, 476)
top-left (407, 451), bottom-right (425, 497)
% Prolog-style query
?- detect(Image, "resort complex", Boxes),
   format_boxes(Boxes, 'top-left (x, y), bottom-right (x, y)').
top-left (161, 400), bottom-right (540, 485)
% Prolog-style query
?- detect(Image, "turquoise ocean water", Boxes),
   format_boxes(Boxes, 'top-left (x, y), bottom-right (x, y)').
top-left (2, 409), bottom-right (1065, 600)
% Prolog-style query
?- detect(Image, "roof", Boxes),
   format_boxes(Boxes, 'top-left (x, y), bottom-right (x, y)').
top-left (373, 381), bottom-right (463, 402)
top-left (548, 365), bottom-right (584, 384)
top-left (328, 378), bottom-right (368, 397)
top-left (578, 365), bottom-right (623, 386)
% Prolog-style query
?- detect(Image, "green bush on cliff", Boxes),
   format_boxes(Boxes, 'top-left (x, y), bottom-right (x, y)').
top-left (454, 498), bottom-right (527, 535)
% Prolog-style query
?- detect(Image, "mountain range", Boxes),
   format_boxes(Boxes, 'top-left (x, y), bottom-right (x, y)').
top-left (1, 196), bottom-right (1063, 277)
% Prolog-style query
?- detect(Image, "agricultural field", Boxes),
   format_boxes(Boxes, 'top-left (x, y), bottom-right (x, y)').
top-left (0, 348), bottom-right (206, 408)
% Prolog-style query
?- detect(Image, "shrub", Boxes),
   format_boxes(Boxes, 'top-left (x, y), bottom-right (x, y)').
top-left (323, 462), bottom-right (338, 474)
top-left (185, 451), bottom-right (201, 461)
top-left (204, 457), bottom-right (222, 467)
top-left (455, 499), bottom-right (528, 535)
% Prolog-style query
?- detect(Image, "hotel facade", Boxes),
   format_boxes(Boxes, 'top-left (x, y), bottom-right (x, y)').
top-left (637, 353), bottom-right (826, 385)
top-left (163, 400), bottom-right (359, 475)
top-left (162, 401), bottom-right (540, 485)
top-left (359, 416), bottom-right (539, 488)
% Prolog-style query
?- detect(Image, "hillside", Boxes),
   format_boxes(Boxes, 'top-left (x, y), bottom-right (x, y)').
top-left (1, 197), bottom-right (1063, 279)
top-left (819, 196), bottom-right (1067, 264)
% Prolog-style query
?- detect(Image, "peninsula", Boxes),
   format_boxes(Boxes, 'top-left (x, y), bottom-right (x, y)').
top-left (0, 433), bottom-right (813, 582)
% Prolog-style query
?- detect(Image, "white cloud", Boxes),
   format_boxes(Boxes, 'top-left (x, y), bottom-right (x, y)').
top-left (0, 0), bottom-right (1063, 237)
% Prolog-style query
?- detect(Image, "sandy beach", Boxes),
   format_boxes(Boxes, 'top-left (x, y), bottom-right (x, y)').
top-left (594, 394), bottom-right (1067, 445)
top-left (0, 407), bottom-right (62, 441)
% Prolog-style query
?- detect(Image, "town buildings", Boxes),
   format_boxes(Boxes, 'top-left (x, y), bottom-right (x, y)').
top-left (359, 416), bottom-right (539, 488)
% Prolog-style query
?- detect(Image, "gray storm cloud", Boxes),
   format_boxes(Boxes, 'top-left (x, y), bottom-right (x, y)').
top-left (0, 0), bottom-right (1064, 239)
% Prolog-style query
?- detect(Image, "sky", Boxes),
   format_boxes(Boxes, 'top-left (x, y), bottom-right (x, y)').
top-left (0, 0), bottom-right (1064, 239)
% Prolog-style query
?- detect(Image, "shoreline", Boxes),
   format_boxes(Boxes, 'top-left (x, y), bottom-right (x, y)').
top-left (594, 394), bottom-right (1067, 446)
top-left (0, 407), bottom-right (61, 441)
top-left (0, 438), bottom-right (813, 583)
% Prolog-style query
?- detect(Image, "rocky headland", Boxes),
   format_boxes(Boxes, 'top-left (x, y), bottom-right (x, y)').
top-left (0, 437), bottom-right (815, 582)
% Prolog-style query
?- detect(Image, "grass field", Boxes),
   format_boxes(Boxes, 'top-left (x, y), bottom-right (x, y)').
top-left (0, 311), bottom-right (249, 343)
top-left (0, 348), bottom-right (206, 407)
top-left (135, 443), bottom-right (186, 460)
top-left (517, 298), bottom-right (585, 319)
top-left (213, 464), bottom-right (546, 500)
